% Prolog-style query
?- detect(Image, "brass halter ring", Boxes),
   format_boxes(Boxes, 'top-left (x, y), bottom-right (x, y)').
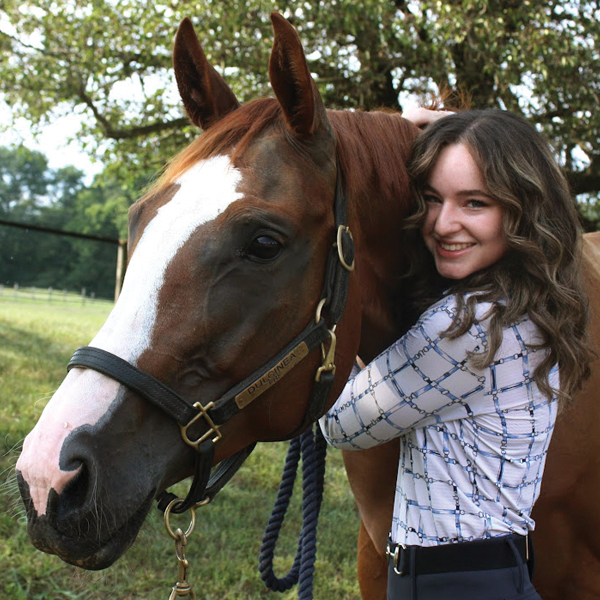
top-left (314, 298), bottom-right (327, 324)
top-left (164, 498), bottom-right (197, 540)
top-left (336, 225), bottom-right (355, 272)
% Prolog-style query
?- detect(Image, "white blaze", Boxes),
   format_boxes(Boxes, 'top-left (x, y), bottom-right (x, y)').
top-left (17, 156), bottom-right (243, 515)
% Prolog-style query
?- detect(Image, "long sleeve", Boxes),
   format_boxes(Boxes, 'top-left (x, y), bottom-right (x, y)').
top-left (320, 295), bottom-right (521, 450)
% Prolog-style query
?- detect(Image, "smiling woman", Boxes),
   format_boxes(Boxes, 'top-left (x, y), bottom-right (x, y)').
top-left (319, 109), bottom-right (593, 600)
top-left (12, 11), bottom-right (600, 600)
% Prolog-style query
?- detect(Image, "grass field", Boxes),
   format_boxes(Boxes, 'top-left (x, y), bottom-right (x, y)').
top-left (0, 297), bottom-right (362, 599)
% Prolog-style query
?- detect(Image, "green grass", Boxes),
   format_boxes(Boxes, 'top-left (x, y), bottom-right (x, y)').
top-left (0, 298), bottom-right (361, 599)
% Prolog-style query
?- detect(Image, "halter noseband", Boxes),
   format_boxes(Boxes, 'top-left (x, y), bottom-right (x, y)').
top-left (67, 162), bottom-right (354, 514)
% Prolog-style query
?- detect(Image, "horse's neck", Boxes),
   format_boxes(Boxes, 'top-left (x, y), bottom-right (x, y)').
top-left (331, 110), bottom-right (419, 361)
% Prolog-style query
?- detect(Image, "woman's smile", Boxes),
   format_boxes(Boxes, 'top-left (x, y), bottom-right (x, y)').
top-left (436, 241), bottom-right (476, 253)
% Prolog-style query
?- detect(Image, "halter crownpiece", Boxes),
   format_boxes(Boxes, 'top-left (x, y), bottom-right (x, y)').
top-left (66, 161), bottom-right (354, 514)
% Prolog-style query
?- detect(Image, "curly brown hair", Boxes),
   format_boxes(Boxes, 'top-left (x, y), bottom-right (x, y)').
top-left (404, 109), bottom-right (592, 405)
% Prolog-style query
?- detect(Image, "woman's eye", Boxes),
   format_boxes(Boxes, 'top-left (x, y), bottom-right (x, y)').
top-left (467, 199), bottom-right (487, 208)
top-left (424, 194), bottom-right (442, 204)
top-left (246, 235), bottom-right (283, 261)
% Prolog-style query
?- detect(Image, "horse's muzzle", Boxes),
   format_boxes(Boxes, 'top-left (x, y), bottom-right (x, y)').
top-left (16, 470), bottom-right (155, 570)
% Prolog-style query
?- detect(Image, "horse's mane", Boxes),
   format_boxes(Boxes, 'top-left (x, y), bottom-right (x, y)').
top-left (145, 98), bottom-right (417, 215)
top-left (328, 109), bottom-right (417, 213)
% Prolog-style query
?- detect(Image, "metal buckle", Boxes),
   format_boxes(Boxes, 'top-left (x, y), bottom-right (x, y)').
top-left (180, 402), bottom-right (222, 448)
top-left (386, 541), bottom-right (406, 576)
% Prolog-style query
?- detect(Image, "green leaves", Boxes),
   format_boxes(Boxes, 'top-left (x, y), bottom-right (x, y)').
top-left (1, 0), bottom-right (599, 199)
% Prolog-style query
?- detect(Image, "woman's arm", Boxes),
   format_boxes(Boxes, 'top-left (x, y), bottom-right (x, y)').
top-left (319, 297), bottom-right (488, 450)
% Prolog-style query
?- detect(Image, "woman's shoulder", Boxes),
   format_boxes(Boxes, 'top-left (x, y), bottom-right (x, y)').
top-left (421, 292), bottom-right (536, 333)
top-left (410, 294), bottom-right (544, 376)
top-left (423, 292), bottom-right (541, 343)
top-left (413, 294), bottom-right (483, 340)
top-left (421, 292), bottom-right (494, 323)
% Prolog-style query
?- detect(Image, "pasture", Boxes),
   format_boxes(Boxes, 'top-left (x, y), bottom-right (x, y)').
top-left (0, 297), bottom-right (361, 599)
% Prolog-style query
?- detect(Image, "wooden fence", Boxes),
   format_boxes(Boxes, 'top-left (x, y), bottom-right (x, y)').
top-left (0, 284), bottom-right (107, 306)
top-left (0, 218), bottom-right (126, 302)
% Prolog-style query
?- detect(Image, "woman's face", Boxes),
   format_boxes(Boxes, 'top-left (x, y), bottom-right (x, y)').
top-left (421, 143), bottom-right (508, 280)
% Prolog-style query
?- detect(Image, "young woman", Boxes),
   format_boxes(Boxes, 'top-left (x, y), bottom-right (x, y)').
top-left (320, 109), bottom-right (592, 599)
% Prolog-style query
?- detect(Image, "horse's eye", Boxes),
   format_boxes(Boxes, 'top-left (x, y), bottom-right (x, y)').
top-left (246, 235), bottom-right (282, 261)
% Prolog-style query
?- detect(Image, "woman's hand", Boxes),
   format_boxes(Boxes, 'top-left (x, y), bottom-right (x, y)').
top-left (402, 106), bottom-right (454, 128)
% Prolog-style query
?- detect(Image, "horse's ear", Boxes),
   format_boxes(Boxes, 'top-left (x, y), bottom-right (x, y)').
top-left (173, 18), bottom-right (240, 130)
top-left (269, 12), bottom-right (328, 137)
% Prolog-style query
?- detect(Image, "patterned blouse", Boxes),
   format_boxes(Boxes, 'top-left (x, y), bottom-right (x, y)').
top-left (319, 294), bottom-right (558, 547)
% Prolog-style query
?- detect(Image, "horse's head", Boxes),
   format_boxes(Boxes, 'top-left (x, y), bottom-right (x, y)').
top-left (16, 13), bottom-right (362, 569)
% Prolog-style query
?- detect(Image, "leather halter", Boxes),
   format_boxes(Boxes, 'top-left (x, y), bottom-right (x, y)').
top-left (67, 162), bottom-right (354, 514)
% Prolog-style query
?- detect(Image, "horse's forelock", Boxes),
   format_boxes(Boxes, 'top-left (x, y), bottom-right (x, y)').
top-left (145, 98), bottom-right (284, 200)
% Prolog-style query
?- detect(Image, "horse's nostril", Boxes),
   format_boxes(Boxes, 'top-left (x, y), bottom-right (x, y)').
top-left (58, 462), bottom-right (91, 519)
top-left (16, 471), bottom-right (36, 520)
top-left (38, 457), bottom-right (95, 535)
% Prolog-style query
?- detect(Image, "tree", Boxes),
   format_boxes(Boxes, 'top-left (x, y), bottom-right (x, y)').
top-left (0, 146), bottom-right (127, 298)
top-left (0, 145), bottom-right (51, 217)
top-left (1, 0), bottom-right (599, 204)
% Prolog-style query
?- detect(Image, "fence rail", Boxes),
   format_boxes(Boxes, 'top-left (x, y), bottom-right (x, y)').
top-left (0, 219), bottom-right (127, 301)
top-left (0, 284), bottom-right (113, 307)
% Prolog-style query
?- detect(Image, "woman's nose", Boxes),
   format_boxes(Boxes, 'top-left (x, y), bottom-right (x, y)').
top-left (433, 202), bottom-right (462, 236)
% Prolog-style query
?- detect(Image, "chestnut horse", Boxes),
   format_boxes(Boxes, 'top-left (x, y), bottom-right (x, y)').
top-left (15, 13), bottom-right (600, 600)
top-left (15, 12), bottom-right (416, 574)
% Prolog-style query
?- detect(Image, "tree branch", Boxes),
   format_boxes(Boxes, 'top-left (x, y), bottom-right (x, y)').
top-left (76, 82), bottom-right (189, 140)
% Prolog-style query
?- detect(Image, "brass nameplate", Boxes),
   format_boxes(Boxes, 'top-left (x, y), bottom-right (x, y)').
top-left (235, 342), bottom-right (310, 409)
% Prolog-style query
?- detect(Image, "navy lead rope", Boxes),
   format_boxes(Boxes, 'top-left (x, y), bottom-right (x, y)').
top-left (258, 424), bottom-right (327, 599)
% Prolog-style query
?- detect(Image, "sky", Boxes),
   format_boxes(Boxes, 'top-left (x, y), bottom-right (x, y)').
top-left (0, 12), bottom-right (103, 183)
top-left (1, 101), bottom-right (104, 184)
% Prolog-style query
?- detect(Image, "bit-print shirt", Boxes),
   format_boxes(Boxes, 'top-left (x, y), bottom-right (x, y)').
top-left (319, 294), bottom-right (558, 547)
